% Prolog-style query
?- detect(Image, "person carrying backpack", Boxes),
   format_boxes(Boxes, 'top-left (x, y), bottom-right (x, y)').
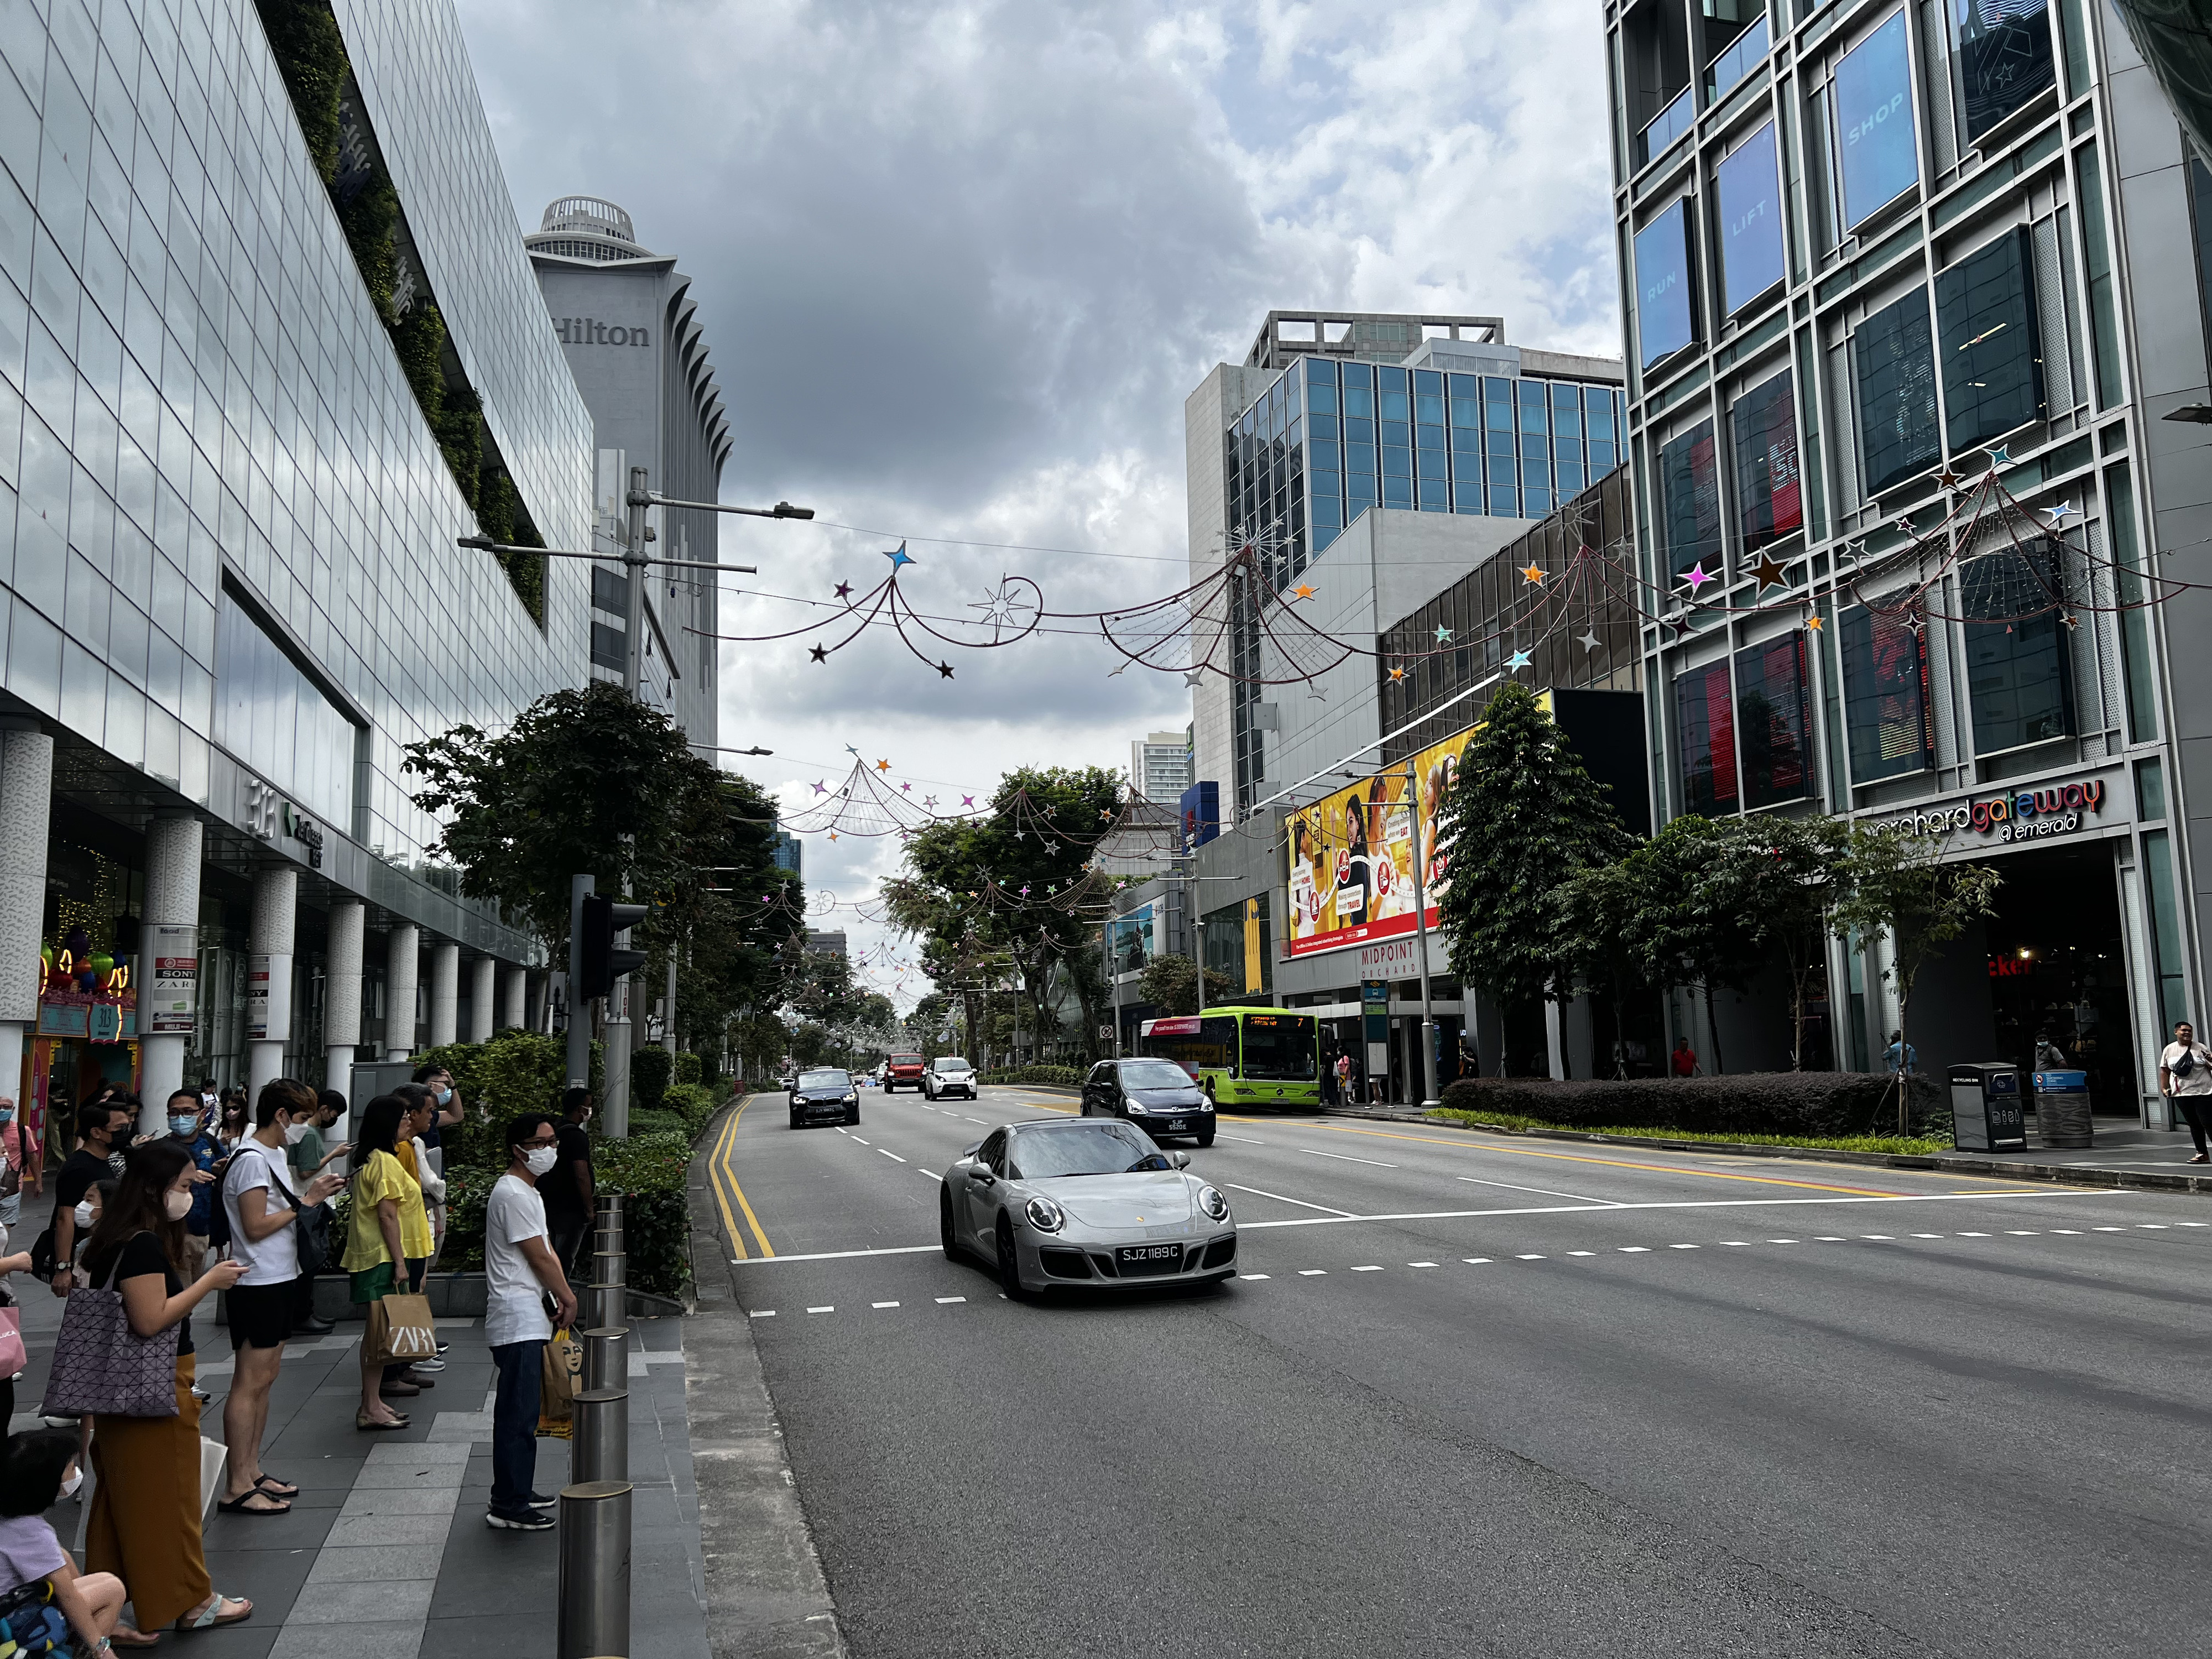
top-left (2160, 1020), bottom-right (2212, 1164)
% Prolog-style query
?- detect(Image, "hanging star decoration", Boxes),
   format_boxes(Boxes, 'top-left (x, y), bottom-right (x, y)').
top-left (810, 780), bottom-right (828, 795)
top-left (828, 832), bottom-right (839, 841)
top-left (2062, 612), bottom-right (2081, 630)
top-left (2042, 502), bottom-right (2079, 528)
top-left (1433, 624), bottom-right (1453, 643)
top-left (922, 796), bottom-right (937, 808)
top-left (1578, 630), bottom-right (1601, 652)
top-left (1934, 467), bottom-right (1961, 491)
top-left (834, 580), bottom-right (852, 600)
top-left (1292, 583), bottom-right (1317, 601)
top-left (900, 781), bottom-right (911, 792)
top-left (1521, 564), bottom-right (1545, 585)
top-left (877, 758), bottom-right (893, 771)
top-left (1806, 614), bottom-right (1824, 632)
top-left (1986, 445), bottom-right (2011, 467)
top-left (1749, 552), bottom-right (1790, 590)
top-left (1505, 648), bottom-right (1532, 672)
top-left (844, 744), bottom-right (860, 757)
top-left (962, 795), bottom-right (975, 807)
top-left (1679, 562), bottom-right (1718, 596)
top-left (1183, 669), bottom-right (1204, 687)
top-left (1897, 517), bottom-right (1916, 537)
top-left (808, 644), bottom-right (827, 662)
top-left (884, 541), bottom-right (915, 572)
top-left (1389, 664), bottom-right (1406, 682)
top-left (937, 660), bottom-right (955, 678)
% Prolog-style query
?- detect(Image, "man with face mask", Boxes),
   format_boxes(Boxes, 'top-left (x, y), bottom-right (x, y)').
top-left (164, 1089), bottom-right (225, 1280)
top-left (482, 1113), bottom-right (576, 1531)
top-left (46, 1102), bottom-right (129, 1295)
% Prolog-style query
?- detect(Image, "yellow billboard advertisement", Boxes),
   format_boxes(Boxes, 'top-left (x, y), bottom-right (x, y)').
top-left (1283, 723), bottom-right (1476, 960)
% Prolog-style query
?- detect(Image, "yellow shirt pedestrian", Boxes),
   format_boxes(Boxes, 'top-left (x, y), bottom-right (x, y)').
top-left (342, 1149), bottom-right (431, 1271)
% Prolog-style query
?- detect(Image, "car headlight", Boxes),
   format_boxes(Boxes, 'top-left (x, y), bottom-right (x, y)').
top-left (1197, 1185), bottom-right (1229, 1222)
top-left (1126, 1100), bottom-right (1148, 1114)
top-left (843, 1092), bottom-right (858, 1103)
top-left (1024, 1196), bottom-right (1065, 1233)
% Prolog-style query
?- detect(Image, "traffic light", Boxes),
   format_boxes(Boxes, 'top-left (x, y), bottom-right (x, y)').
top-left (576, 894), bottom-right (650, 1001)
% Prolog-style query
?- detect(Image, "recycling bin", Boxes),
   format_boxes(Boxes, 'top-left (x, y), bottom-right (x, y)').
top-left (2032, 1068), bottom-right (2093, 1149)
top-left (1949, 1063), bottom-right (2027, 1152)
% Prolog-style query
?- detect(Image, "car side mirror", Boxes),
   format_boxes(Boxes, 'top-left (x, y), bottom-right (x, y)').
top-left (973, 1166), bottom-right (997, 1185)
top-left (1169, 1150), bottom-right (1191, 1169)
top-left (962, 1142), bottom-right (981, 1159)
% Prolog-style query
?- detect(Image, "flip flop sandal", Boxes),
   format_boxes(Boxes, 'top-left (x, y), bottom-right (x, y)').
top-left (106, 1627), bottom-right (159, 1649)
top-left (175, 1595), bottom-right (251, 1630)
top-left (216, 1490), bottom-right (291, 1516)
top-left (254, 1474), bottom-right (300, 1498)
top-left (355, 1411), bottom-right (410, 1431)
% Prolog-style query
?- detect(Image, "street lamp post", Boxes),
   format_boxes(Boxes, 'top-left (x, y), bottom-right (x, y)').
top-left (1404, 757), bottom-right (1442, 1110)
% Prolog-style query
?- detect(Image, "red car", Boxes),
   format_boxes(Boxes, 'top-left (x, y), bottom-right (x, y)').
top-left (884, 1052), bottom-right (927, 1092)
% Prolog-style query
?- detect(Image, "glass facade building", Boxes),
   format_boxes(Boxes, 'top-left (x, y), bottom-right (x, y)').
top-left (0, 0), bottom-right (598, 1113)
top-left (1225, 356), bottom-right (1625, 596)
top-left (1608, 0), bottom-right (2212, 1119)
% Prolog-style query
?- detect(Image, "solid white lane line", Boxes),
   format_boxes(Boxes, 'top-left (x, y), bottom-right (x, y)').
top-left (1462, 1257), bottom-right (1493, 1264)
top-left (2094, 1226), bottom-right (2126, 1232)
top-left (1235, 1189), bottom-right (2100, 1232)
top-left (807, 1306), bottom-right (833, 1314)
top-left (1350, 1265), bottom-right (1383, 1272)
top-left (872, 1301), bottom-right (899, 1308)
top-left (1815, 1236), bottom-right (1846, 1241)
top-left (878, 1149), bottom-right (907, 1162)
top-left (1225, 1182), bottom-right (1358, 1218)
top-left (1408, 1261), bottom-right (1438, 1267)
top-left (1957, 1231), bottom-right (1991, 1237)
top-left (2138, 1223), bottom-right (2169, 1229)
top-left (1301, 1148), bottom-right (1399, 1168)
top-left (1910, 1233), bottom-right (1944, 1239)
top-left (2006, 1230), bottom-right (2040, 1235)
top-left (729, 1244), bottom-right (941, 1265)
top-left (1298, 1269), bottom-right (1327, 1276)
top-left (1567, 1250), bottom-right (1597, 1257)
top-left (935, 1296), bottom-right (965, 1304)
top-left (1862, 1235), bottom-right (1895, 1240)
top-left (1767, 1239), bottom-right (1799, 1244)
top-left (2051, 1229), bottom-right (2083, 1234)
top-left (1618, 1246), bottom-right (1650, 1253)
top-left (1240, 1274), bottom-right (1270, 1280)
top-left (1670, 1244), bottom-right (1699, 1249)
top-left (1455, 1174), bottom-right (1619, 1205)
top-left (1722, 1241), bottom-right (1750, 1247)
top-left (1516, 1254), bottom-right (1546, 1260)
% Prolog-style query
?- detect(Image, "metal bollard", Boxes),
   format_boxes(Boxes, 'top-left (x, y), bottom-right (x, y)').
top-left (556, 1479), bottom-right (632, 1659)
top-left (592, 1249), bottom-right (626, 1289)
top-left (581, 1325), bottom-right (630, 1394)
top-left (571, 1386), bottom-right (629, 1484)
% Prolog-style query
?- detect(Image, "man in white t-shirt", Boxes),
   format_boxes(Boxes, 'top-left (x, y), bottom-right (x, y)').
top-left (220, 1079), bottom-right (345, 1514)
top-left (483, 1113), bottom-right (578, 1532)
top-left (2160, 1020), bottom-right (2212, 1164)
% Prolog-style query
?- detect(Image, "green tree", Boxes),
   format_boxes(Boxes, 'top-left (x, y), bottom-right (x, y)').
top-left (1741, 814), bottom-right (1854, 1069)
top-left (1548, 855), bottom-right (1645, 1076)
top-left (1138, 953), bottom-right (1236, 1016)
top-left (1436, 684), bottom-right (1634, 1071)
top-left (1831, 824), bottom-right (2004, 1132)
top-left (1615, 816), bottom-right (1772, 1074)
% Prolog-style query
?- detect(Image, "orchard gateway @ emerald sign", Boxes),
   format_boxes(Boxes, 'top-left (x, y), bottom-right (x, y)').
top-left (1880, 777), bottom-right (2109, 844)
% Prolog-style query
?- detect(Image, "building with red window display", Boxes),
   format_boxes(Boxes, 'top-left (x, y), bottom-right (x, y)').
top-left (1609, 0), bottom-right (2210, 1128)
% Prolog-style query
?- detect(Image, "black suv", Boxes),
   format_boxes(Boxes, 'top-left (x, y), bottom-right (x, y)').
top-left (1080, 1058), bottom-right (1215, 1147)
top-left (789, 1067), bottom-right (860, 1128)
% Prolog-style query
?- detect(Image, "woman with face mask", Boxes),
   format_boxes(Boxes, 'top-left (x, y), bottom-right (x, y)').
top-left (74, 1140), bottom-right (251, 1640)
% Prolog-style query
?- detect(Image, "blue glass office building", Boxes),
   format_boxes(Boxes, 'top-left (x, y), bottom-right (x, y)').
top-left (1225, 357), bottom-right (1625, 594)
top-left (0, 0), bottom-right (599, 1117)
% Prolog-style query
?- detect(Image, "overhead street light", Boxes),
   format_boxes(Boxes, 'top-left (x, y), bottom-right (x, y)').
top-left (637, 491), bottom-right (815, 520)
top-left (691, 743), bottom-right (774, 756)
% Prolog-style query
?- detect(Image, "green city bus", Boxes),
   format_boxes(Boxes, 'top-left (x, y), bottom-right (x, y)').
top-left (1138, 1007), bottom-right (1321, 1110)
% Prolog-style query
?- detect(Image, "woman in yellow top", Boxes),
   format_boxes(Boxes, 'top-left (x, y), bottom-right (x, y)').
top-left (342, 1097), bottom-right (422, 1430)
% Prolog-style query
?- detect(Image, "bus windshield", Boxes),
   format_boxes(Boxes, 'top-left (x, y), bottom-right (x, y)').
top-left (1239, 1014), bottom-right (1317, 1080)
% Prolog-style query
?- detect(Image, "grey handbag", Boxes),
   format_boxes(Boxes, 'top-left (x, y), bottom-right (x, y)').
top-left (38, 1232), bottom-right (181, 1418)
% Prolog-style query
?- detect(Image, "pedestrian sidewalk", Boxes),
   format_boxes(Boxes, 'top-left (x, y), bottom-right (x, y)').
top-left (7, 1280), bottom-right (709, 1657)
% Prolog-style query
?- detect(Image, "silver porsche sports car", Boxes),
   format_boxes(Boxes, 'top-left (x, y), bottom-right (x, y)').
top-left (940, 1117), bottom-right (1237, 1296)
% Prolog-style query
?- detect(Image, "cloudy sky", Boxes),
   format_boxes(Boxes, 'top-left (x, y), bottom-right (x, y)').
top-left (455, 0), bottom-right (1620, 1005)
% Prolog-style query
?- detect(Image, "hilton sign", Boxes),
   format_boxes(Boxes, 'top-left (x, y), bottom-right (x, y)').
top-left (555, 316), bottom-right (651, 348)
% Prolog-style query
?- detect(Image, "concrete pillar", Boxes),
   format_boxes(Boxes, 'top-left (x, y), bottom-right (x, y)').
top-left (385, 925), bottom-right (419, 1061)
top-left (247, 865), bottom-right (298, 1102)
top-left (0, 727), bottom-right (51, 1128)
top-left (500, 965), bottom-right (526, 1032)
top-left (468, 954), bottom-right (495, 1043)
top-left (324, 900), bottom-right (364, 1133)
top-left (138, 813), bottom-right (204, 1134)
top-left (427, 942), bottom-right (460, 1050)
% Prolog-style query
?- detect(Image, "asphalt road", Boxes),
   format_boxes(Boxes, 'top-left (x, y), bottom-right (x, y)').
top-left (700, 1083), bottom-right (2212, 1657)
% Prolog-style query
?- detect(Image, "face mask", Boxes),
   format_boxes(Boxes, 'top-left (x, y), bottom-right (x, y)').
top-left (0, 1107), bottom-right (13, 1123)
top-left (164, 1190), bottom-right (193, 1222)
top-left (284, 1121), bottom-right (310, 1145)
top-left (523, 1146), bottom-right (558, 1177)
top-left (436, 1087), bottom-right (453, 1105)
top-left (169, 1115), bottom-right (197, 1137)
top-left (73, 1202), bottom-right (94, 1229)
top-left (58, 1469), bottom-right (81, 1499)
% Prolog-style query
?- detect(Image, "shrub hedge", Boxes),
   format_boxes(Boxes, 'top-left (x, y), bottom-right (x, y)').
top-left (979, 1065), bottom-right (1087, 1087)
top-left (630, 1046), bottom-right (672, 1112)
top-left (1434, 1072), bottom-right (1949, 1143)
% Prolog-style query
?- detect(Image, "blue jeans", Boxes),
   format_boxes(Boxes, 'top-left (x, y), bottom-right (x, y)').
top-left (489, 1339), bottom-right (544, 1516)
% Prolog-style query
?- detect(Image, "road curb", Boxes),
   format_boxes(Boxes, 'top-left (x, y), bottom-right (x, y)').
top-left (1318, 1107), bottom-right (2212, 1197)
top-left (685, 1102), bottom-right (847, 1658)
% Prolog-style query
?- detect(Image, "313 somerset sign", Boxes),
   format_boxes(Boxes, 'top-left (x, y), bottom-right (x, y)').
top-left (1878, 776), bottom-right (2109, 846)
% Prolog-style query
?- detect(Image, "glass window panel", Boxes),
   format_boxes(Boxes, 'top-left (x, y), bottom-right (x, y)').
top-left (1343, 384), bottom-right (1374, 420)
top-left (1833, 11), bottom-right (1920, 230)
top-left (1415, 392), bottom-right (1444, 424)
top-left (1854, 285), bottom-right (1940, 494)
top-left (1960, 540), bottom-right (2074, 752)
top-left (1381, 476), bottom-right (1412, 507)
top-left (1307, 414), bottom-right (1339, 444)
top-left (1380, 388), bottom-right (1410, 422)
top-left (1954, 0), bottom-right (2054, 143)
top-left (1413, 369), bottom-right (1442, 395)
top-left (1716, 123), bottom-right (1787, 315)
top-left (1590, 440), bottom-right (1618, 472)
top-left (1633, 199), bottom-right (1696, 368)
top-left (1417, 482), bottom-right (1448, 512)
top-left (1659, 418), bottom-right (1721, 579)
top-left (1307, 380), bottom-right (1337, 415)
top-left (1557, 460), bottom-right (1585, 493)
top-left (1521, 456), bottom-right (1551, 489)
top-left (1490, 484), bottom-right (1518, 515)
top-left (1453, 485), bottom-right (1485, 513)
top-left (1525, 487), bottom-right (1552, 514)
top-left (1344, 416), bottom-right (1375, 449)
top-left (1730, 371), bottom-right (1804, 554)
top-left (1381, 420), bottom-right (1410, 447)
top-left (1450, 395), bottom-right (1481, 430)
top-left (1415, 423), bottom-right (1446, 451)
top-left (1839, 603), bottom-right (1933, 781)
top-left (1381, 446), bottom-right (1412, 477)
top-left (1936, 226), bottom-right (2044, 452)
top-left (1676, 660), bottom-right (1739, 815)
top-left (1416, 448), bottom-right (1447, 479)
top-left (1735, 634), bottom-right (1812, 810)
top-left (1488, 455), bottom-right (1516, 486)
